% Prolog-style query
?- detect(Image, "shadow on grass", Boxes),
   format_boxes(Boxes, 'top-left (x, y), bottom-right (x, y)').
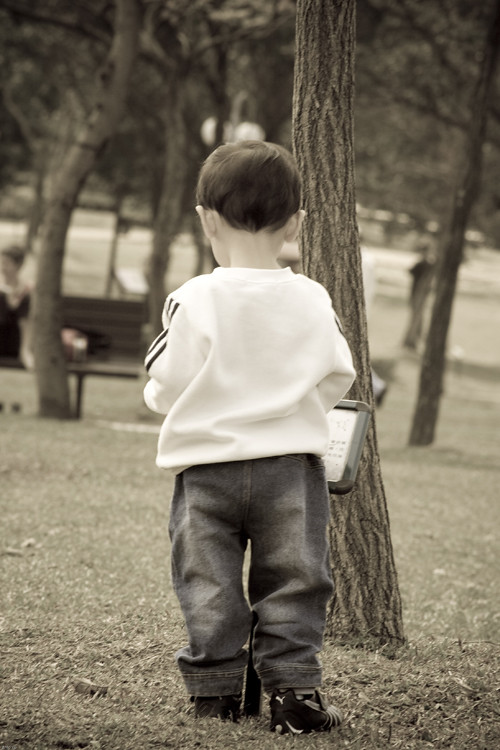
top-left (446, 359), bottom-right (500, 383)
top-left (381, 444), bottom-right (500, 473)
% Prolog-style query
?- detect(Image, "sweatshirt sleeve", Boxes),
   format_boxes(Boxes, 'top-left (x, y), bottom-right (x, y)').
top-left (143, 294), bottom-right (205, 415)
top-left (316, 310), bottom-right (356, 411)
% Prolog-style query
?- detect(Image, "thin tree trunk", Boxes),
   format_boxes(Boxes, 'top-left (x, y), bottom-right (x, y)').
top-left (3, 80), bottom-right (47, 255)
top-left (294, 0), bottom-right (404, 645)
top-left (105, 196), bottom-right (124, 298)
top-left (148, 79), bottom-right (187, 336)
top-left (409, 0), bottom-right (500, 446)
top-left (25, 165), bottom-right (45, 253)
top-left (33, 0), bottom-right (141, 418)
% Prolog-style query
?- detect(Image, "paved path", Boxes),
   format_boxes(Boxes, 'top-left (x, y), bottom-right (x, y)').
top-left (2, 217), bottom-right (499, 294)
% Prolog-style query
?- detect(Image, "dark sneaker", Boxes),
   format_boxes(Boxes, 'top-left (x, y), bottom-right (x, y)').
top-left (192, 693), bottom-right (241, 722)
top-left (270, 688), bottom-right (343, 735)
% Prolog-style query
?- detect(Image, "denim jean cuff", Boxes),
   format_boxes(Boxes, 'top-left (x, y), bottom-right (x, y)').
top-left (258, 664), bottom-right (322, 692)
top-left (180, 667), bottom-right (246, 696)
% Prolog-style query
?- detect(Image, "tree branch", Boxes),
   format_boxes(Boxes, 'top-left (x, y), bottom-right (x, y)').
top-left (0, 0), bottom-right (112, 45)
top-left (1, 81), bottom-right (39, 147)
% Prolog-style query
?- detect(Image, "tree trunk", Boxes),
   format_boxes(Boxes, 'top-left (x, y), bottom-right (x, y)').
top-left (409, 0), bottom-right (500, 446)
top-left (294, 0), bottom-right (404, 645)
top-left (147, 78), bottom-right (187, 337)
top-left (105, 195), bottom-right (125, 298)
top-left (33, 0), bottom-right (141, 418)
top-left (25, 164), bottom-right (45, 253)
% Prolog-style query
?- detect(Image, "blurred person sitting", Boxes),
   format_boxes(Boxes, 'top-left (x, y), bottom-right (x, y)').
top-left (0, 245), bottom-right (34, 369)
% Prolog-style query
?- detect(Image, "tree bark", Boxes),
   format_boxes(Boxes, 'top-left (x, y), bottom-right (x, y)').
top-left (33, 0), bottom-right (141, 418)
top-left (294, 0), bottom-right (404, 645)
top-left (147, 77), bottom-right (188, 337)
top-left (25, 165), bottom-right (45, 254)
top-left (409, 0), bottom-right (500, 446)
top-left (105, 195), bottom-right (125, 298)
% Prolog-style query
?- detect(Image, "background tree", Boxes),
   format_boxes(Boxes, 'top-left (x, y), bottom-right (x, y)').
top-left (294, 0), bottom-right (404, 644)
top-left (353, 0), bottom-right (500, 445)
top-left (409, 0), bottom-right (500, 445)
top-left (0, 7), bottom-right (105, 252)
top-left (0, 16), bottom-right (32, 203)
top-left (33, 0), bottom-right (141, 418)
top-left (140, 0), bottom-right (296, 335)
top-left (355, 0), bottom-right (500, 245)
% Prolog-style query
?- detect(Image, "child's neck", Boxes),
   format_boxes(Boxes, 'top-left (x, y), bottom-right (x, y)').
top-left (213, 226), bottom-right (284, 269)
top-left (223, 248), bottom-right (282, 269)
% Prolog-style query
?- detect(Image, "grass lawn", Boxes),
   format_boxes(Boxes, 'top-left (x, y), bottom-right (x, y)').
top-left (1, 235), bottom-right (500, 748)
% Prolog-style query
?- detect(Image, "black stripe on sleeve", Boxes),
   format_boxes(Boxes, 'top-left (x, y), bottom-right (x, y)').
top-left (145, 338), bottom-right (167, 372)
top-left (146, 328), bottom-right (167, 357)
top-left (172, 302), bottom-right (180, 320)
top-left (145, 298), bottom-right (181, 372)
top-left (145, 329), bottom-right (168, 371)
top-left (167, 297), bottom-right (180, 320)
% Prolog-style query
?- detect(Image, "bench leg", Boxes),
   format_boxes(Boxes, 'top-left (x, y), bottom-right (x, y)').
top-left (74, 374), bottom-right (84, 419)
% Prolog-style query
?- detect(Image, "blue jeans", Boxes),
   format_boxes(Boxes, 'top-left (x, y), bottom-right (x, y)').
top-left (169, 454), bottom-right (334, 696)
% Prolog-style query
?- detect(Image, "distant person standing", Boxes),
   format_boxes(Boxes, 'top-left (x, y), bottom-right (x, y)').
top-left (403, 234), bottom-right (436, 350)
top-left (0, 245), bottom-right (34, 369)
top-left (409, 236), bottom-right (435, 308)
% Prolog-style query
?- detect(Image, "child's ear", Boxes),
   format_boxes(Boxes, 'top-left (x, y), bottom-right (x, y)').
top-left (195, 205), bottom-right (217, 239)
top-left (284, 210), bottom-right (305, 242)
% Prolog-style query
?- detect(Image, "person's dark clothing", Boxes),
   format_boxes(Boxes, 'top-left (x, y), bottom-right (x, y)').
top-left (0, 289), bottom-right (30, 357)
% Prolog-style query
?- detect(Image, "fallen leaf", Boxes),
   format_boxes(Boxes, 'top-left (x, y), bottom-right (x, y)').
top-left (21, 538), bottom-right (37, 548)
top-left (72, 677), bottom-right (108, 697)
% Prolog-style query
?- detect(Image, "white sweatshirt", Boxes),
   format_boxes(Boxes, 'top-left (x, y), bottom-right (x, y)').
top-left (144, 266), bottom-right (355, 473)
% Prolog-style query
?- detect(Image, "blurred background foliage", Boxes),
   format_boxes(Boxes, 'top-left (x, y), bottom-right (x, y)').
top-left (0, 0), bottom-right (499, 247)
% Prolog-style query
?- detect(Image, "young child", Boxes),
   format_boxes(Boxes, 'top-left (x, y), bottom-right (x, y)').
top-left (144, 141), bottom-right (355, 735)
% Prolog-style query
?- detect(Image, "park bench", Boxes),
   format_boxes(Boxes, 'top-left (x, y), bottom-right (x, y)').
top-left (0, 295), bottom-right (147, 419)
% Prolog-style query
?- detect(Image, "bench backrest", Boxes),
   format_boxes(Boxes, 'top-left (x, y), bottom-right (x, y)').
top-left (63, 296), bottom-right (147, 360)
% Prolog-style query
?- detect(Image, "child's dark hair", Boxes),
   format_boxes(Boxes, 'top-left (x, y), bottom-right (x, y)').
top-left (196, 141), bottom-right (301, 232)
